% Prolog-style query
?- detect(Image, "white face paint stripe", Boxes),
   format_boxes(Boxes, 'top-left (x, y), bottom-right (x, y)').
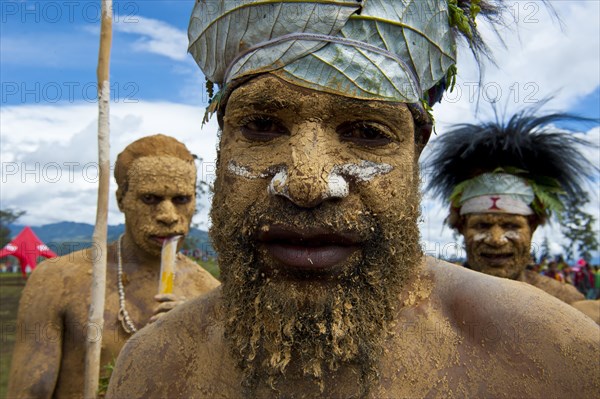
top-left (227, 161), bottom-right (268, 179)
top-left (473, 233), bottom-right (488, 242)
top-left (474, 231), bottom-right (515, 243)
top-left (504, 231), bottom-right (521, 240)
top-left (331, 160), bottom-right (393, 182)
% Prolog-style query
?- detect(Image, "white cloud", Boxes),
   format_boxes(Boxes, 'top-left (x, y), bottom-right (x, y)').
top-left (433, 0), bottom-right (600, 124)
top-left (114, 16), bottom-right (188, 61)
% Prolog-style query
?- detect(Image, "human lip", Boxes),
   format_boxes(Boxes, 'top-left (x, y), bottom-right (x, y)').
top-left (480, 252), bottom-right (514, 266)
top-left (151, 234), bottom-right (184, 246)
top-left (257, 225), bottom-right (362, 271)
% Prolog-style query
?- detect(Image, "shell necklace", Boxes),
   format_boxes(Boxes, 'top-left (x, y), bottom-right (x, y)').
top-left (117, 234), bottom-right (137, 334)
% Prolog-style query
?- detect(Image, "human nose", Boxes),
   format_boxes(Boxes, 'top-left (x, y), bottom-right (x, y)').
top-left (485, 225), bottom-right (508, 246)
top-left (156, 201), bottom-right (178, 225)
top-left (268, 122), bottom-right (348, 208)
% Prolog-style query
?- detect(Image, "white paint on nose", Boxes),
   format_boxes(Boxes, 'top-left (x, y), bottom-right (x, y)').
top-left (473, 233), bottom-right (489, 242)
top-left (267, 160), bottom-right (392, 202)
top-left (326, 172), bottom-right (349, 198)
top-left (268, 169), bottom-right (290, 198)
top-left (504, 231), bottom-right (520, 240)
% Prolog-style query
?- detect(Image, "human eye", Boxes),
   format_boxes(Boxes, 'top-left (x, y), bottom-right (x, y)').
top-left (141, 194), bottom-right (161, 205)
top-left (172, 195), bottom-right (192, 205)
top-left (474, 222), bottom-right (491, 230)
top-left (502, 223), bottom-right (520, 230)
top-left (240, 115), bottom-right (289, 141)
top-left (337, 121), bottom-right (393, 147)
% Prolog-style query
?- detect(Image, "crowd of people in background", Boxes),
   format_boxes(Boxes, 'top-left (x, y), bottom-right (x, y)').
top-left (529, 256), bottom-right (600, 299)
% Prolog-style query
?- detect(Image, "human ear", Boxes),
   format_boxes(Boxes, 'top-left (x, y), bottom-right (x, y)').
top-left (116, 191), bottom-right (125, 212)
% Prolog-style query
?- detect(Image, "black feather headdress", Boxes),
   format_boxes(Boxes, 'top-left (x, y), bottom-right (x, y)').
top-left (424, 103), bottom-right (598, 222)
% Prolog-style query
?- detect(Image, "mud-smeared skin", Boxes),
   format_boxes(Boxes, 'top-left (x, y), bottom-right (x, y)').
top-left (462, 213), bottom-right (532, 279)
top-left (7, 247), bottom-right (218, 398)
top-left (107, 260), bottom-right (600, 398)
top-left (106, 77), bottom-right (600, 399)
top-left (7, 153), bottom-right (220, 398)
top-left (520, 269), bottom-right (584, 304)
top-left (570, 300), bottom-right (600, 324)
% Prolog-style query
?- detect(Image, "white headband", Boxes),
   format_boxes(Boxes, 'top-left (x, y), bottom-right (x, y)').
top-left (459, 173), bottom-right (535, 216)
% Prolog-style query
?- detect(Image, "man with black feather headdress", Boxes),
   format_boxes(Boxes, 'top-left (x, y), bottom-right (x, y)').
top-left (425, 105), bottom-right (596, 305)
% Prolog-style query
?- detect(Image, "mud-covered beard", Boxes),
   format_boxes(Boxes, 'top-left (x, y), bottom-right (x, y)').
top-left (210, 181), bottom-right (422, 398)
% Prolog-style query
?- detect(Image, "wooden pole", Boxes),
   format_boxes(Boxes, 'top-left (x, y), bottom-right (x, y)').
top-left (84, 0), bottom-right (112, 397)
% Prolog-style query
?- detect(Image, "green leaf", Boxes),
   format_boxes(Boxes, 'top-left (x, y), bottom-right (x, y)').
top-left (448, 0), bottom-right (472, 39)
top-left (470, 0), bottom-right (482, 20)
top-left (530, 181), bottom-right (564, 215)
top-left (449, 179), bottom-right (471, 207)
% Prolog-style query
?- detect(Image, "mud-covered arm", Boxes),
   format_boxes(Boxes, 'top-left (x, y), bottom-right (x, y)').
top-left (7, 262), bottom-right (63, 399)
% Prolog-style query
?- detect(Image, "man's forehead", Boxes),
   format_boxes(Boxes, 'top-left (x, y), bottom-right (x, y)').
top-left (467, 213), bottom-right (528, 224)
top-left (226, 75), bottom-right (411, 118)
top-left (127, 156), bottom-right (196, 182)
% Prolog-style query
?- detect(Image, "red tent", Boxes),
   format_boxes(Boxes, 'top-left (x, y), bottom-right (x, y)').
top-left (0, 226), bottom-right (57, 278)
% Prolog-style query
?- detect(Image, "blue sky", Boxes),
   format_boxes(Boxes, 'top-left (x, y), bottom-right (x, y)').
top-left (1, 0), bottom-right (599, 261)
top-left (2, 1), bottom-right (204, 105)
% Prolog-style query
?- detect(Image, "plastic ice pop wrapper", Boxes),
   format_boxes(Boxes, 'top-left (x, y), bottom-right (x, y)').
top-left (158, 235), bottom-right (182, 295)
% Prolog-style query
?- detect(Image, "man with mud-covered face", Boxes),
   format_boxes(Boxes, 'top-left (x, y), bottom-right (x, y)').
top-left (211, 76), bottom-right (423, 395)
top-left (107, 2), bottom-right (599, 398)
top-left (425, 110), bottom-right (592, 305)
top-left (8, 135), bottom-right (219, 398)
top-left (461, 213), bottom-right (533, 279)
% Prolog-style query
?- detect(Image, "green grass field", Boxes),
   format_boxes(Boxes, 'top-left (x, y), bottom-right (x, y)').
top-left (198, 259), bottom-right (219, 279)
top-left (0, 273), bottom-right (26, 399)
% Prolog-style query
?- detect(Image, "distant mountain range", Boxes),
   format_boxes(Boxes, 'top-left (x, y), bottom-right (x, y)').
top-left (7, 222), bottom-right (213, 256)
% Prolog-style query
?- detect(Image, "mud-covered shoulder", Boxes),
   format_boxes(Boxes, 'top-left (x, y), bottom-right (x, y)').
top-left (106, 288), bottom-right (229, 398)
top-left (30, 247), bottom-right (95, 282)
top-left (571, 299), bottom-right (600, 324)
top-left (425, 255), bottom-right (597, 329)
top-left (176, 254), bottom-right (220, 289)
top-left (18, 248), bottom-right (93, 312)
top-left (523, 269), bottom-right (585, 304)
top-left (423, 256), bottom-right (600, 396)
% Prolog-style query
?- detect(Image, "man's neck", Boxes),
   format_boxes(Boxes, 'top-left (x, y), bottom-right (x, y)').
top-left (118, 233), bottom-right (161, 275)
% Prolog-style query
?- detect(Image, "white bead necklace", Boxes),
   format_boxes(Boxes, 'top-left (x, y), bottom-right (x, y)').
top-left (117, 234), bottom-right (137, 334)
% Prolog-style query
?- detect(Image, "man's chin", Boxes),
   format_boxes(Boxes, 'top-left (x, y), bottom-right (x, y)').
top-left (477, 261), bottom-right (519, 279)
top-left (262, 277), bottom-right (344, 311)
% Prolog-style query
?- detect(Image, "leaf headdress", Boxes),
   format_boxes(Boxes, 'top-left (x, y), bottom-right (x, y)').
top-left (188, 0), bottom-right (510, 126)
